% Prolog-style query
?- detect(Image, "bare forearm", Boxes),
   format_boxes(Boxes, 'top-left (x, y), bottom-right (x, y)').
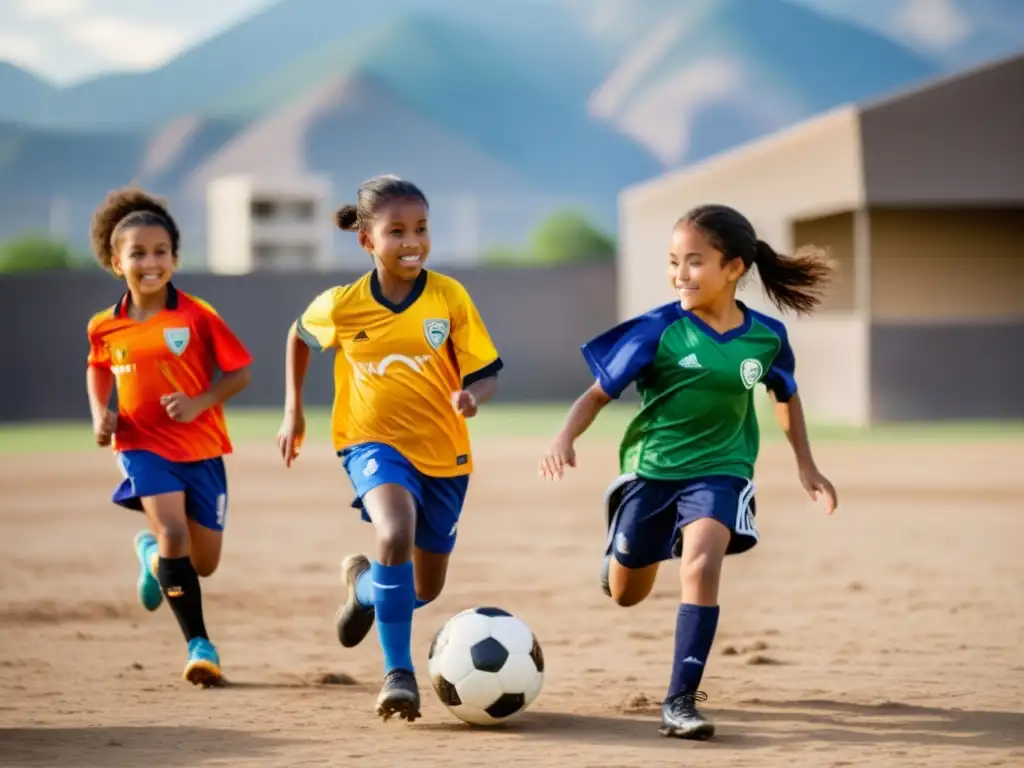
top-left (465, 375), bottom-right (498, 406)
top-left (558, 382), bottom-right (611, 441)
top-left (195, 367), bottom-right (251, 412)
top-left (86, 367), bottom-right (114, 420)
top-left (284, 322), bottom-right (311, 412)
top-left (774, 392), bottom-right (816, 469)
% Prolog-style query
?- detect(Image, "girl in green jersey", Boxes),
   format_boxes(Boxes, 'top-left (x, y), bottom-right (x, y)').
top-left (540, 204), bottom-right (839, 740)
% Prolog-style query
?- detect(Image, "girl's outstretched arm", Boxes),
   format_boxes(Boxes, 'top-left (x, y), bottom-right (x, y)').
top-left (773, 392), bottom-right (838, 514)
top-left (539, 381), bottom-right (611, 480)
top-left (86, 366), bottom-right (117, 446)
top-left (277, 321), bottom-right (312, 467)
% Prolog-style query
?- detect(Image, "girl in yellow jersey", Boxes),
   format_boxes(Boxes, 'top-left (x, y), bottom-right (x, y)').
top-left (277, 175), bottom-right (503, 723)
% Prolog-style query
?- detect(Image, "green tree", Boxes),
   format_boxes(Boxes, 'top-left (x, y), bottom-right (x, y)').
top-left (529, 208), bottom-right (616, 264)
top-left (481, 209), bottom-right (617, 266)
top-left (0, 233), bottom-right (75, 273)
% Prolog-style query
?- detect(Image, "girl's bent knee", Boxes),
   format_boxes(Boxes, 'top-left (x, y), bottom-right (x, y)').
top-left (376, 530), bottom-right (414, 564)
top-left (682, 552), bottom-right (722, 585)
top-left (611, 590), bottom-right (646, 608)
top-left (415, 581), bottom-right (444, 604)
top-left (191, 558), bottom-right (219, 578)
top-left (155, 524), bottom-right (189, 554)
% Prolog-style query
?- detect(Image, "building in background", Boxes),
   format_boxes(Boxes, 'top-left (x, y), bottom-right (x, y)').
top-left (619, 53), bottom-right (1024, 425)
top-left (206, 175), bottom-right (333, 273)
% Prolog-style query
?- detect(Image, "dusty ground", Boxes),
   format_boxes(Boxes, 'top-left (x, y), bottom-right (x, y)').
top-left (1, 433), bottom-right (1022, 767)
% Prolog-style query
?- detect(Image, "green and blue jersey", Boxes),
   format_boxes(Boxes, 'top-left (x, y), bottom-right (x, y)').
top-left (582, 301), bottom-right (797, 482)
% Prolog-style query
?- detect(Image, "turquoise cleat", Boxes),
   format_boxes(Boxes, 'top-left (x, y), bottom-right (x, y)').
top-left (184, 637), bottom-right (223, 687)
top-left (133, 531), bottom-right (163, 612)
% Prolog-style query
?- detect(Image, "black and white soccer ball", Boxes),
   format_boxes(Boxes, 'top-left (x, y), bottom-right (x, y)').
top-left (427, 606), bottom-right (544, 726)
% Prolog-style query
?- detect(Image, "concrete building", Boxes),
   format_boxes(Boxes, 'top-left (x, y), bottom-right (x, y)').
top-left (619, 53), bottom-right (1024, 425)
top-left (206, 175), bottom-right (333, 274)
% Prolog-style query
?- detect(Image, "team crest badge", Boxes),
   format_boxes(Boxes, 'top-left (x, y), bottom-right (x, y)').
top-left (423, 318), bottom-right (450, 350)
top-left (740, 358), bottom-right (763, 390)
top-left (164, 327), bottom-right (190, 356)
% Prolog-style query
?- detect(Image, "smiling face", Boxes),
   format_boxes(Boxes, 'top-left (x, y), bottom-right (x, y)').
top-left (668, 222), bottom-right (745, 311)
top-left (358, 197), bottom-right (430, 281)
top-left (112, 224), bottom-right (176, 299)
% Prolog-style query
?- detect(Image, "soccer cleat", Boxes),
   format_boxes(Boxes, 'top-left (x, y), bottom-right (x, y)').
top-left (659, 691), bottom-right (715, 740)
top-left (335, 554), bottom-right (376, 648)
top-left (599, 554), bottom-right (612, 597)
top-left (183, 637), bottom-right (223, 687)
top-left (375, 668), bottom-right (421, 722)
top-left (133, 531), bottom-right (163, 612)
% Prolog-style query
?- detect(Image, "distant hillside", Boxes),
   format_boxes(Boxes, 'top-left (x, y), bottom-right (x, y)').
top-left (208, 12), bottom-right (659, 200)
top-left (0, 0), bottom-right (971, 263)
top-left (0, 64), bottom-right (55, 124)
top-left (577, 0), bottom-right (936, 164)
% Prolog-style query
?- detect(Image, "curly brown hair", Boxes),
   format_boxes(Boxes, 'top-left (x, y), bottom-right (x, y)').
top-left (90, 186), bottom-right (180, 275)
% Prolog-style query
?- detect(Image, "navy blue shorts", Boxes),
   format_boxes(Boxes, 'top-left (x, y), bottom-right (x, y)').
top-left (113, 450), bottom-right (229, 532)
top-left (603, 474), bottom-right (758, 569)
top-left (340, 442), bottom-right (470, 555)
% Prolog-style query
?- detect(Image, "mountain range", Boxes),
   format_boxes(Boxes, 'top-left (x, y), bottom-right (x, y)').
top-left (0, 0), bottom-right (1020, 266)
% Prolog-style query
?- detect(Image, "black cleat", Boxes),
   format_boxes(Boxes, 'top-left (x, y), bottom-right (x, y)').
top-left (375, 669), bottom-right (421, 722)
top-left (659, 691), bottom-right (715, 740)
top-left (335, 554), bottom-right (375, 648)
top-left (599, 554), bottom-right (612, 597)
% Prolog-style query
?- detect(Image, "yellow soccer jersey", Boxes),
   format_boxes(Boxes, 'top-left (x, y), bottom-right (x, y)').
top-left (296, 269), bottom-right (503, 477)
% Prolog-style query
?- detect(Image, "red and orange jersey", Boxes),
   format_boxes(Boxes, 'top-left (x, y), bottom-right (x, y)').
top-left (87, 284), bottom-right (252, 463)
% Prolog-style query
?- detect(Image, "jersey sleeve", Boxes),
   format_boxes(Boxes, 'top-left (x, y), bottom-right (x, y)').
top-left (581, 314), bottom-right (665, 399)
top-left (296, 287), bottom-right (341, 351)
top-left (86, 312), bottom-right (111, 369)
top-left (448, 282), bottom-right (503, 386)
top-left (197, 303), bottom-right (253, 373)
top-left (763, 322), bottom-right (797, 402)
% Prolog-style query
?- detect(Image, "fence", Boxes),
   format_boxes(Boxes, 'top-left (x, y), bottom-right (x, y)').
top-left (1, 264), bottom-right (617, 422)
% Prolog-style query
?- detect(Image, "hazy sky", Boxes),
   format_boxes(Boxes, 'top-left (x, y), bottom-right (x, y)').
top-left (0, 0), bottom-right (275, 85)
top-left (1, 0), bottom-right (1014, 86)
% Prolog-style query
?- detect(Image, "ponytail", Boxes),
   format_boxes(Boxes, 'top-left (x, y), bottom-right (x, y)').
top-left (334, 175), bottom-right (429, 234)
top-left (754, 240), bottom-right (834, 315)
top-left (334, 204), bottom-right (359, 232)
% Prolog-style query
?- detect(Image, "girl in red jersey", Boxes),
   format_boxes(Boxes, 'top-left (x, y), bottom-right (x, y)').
top-left (85, 187), bottom-right (252, 686)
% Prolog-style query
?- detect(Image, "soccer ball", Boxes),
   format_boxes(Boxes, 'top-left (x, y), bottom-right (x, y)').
top-left (427, 606), bottom-right (544, 726)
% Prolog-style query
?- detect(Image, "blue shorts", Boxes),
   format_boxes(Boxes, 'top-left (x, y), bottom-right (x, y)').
top-left (112, 450), bottom-right (229, 532)
top-left (340, 442), bottom-right (469, 555)
top-left (603, 474), bottom-right (758, 569)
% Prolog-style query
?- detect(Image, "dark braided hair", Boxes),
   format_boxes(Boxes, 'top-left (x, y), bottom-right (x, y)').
top-left (334, 174), bottom-right (429, 232)
top-left (90, 186), bottom-right (179, 275)
top-left (678, 204), bottom-right (835, 315)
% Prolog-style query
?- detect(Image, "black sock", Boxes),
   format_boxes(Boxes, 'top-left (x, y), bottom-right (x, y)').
top-left (156, 556), bottom-right (209, 641)
top-left (667, 603), bottom-right (720, 700)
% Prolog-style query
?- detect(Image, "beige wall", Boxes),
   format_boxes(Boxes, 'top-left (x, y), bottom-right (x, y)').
top-left (783, 315), bottom-right (871, 425)
top-left (618, 106), bottom-right (864, 321)
top-left (791, 212), bottom-right (856, 313)
top-left (870, 208), bottom-right (1024, 320)
top-left (860, 54), bottom-right (1024, 205)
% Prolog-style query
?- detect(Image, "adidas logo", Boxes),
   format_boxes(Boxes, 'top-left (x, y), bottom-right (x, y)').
top-left (354, 330), bottom-right (369, 342)
top-left (678, 353), bottom-right (702, 369)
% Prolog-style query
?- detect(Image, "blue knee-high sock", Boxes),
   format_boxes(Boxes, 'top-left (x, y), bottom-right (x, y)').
top-left (356, 569), bottom-right (432, 609)
top-left (667, 604), bottom-right (720, 700)
top-left (370, 560), bottom-right (416, 673)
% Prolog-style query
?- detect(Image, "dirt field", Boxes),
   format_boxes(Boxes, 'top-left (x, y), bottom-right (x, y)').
top-left (1, 433), bottom-right (1022, 767)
